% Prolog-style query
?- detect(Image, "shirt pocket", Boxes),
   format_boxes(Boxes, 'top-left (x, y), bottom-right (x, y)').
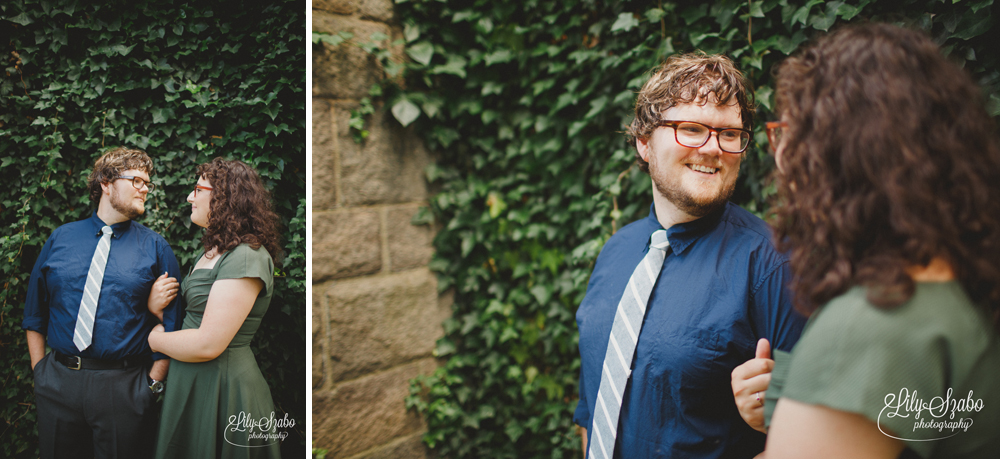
top-left (650, 324), bottom-right (734, 440)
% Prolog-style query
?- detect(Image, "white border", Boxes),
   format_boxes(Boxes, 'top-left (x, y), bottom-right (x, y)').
top-left (304, 1), bottom-right (314, 457)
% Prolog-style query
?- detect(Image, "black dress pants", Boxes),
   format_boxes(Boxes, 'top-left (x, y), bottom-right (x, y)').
top-left (33, 352), bottom-right (159, 459)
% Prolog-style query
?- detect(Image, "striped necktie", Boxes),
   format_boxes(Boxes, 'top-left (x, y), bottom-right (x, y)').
top-left (588, 229), bottom-right (669, 459)
top-left (73, 225), bottom-right (114, 352)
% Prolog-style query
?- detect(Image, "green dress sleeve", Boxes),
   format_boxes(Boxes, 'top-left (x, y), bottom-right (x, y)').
top-left (780, 284), bottom-right (987, 457)
top-left (216, 244), bottom-right (275, 297)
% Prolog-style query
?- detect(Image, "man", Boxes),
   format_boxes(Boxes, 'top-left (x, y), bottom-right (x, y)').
top-left (573, 53), bottom-right (806, 458)
top-left (23, 147), bottom-right (184, 459)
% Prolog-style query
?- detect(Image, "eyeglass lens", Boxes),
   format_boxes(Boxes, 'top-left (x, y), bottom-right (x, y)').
top-left (766, 124), bottom-right (785, 152)
top-left (674, 122), bottom-right (750, 152)
top-left (130, 177), bottom-right (154, 192)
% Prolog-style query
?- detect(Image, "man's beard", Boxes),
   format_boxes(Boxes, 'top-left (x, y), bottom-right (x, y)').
top-left (110, 188), bottom-right (144, 220)
top-left (649, 158), bottom-right (736, 218)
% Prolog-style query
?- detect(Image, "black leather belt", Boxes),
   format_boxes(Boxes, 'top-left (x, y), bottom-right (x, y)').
top-left (54, 352), bottom-right (145, 371)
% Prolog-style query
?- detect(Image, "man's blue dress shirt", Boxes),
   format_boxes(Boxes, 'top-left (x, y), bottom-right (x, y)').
top-left (23, 212), bottom-right (184, 361)
top-left (575, 203), bottom-right (806, 458)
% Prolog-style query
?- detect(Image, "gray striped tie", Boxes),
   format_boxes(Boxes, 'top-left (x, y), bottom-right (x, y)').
top-left (588, 229), bottom-right (669, 459)
top-left (73, 225), bottom-right (113, 352)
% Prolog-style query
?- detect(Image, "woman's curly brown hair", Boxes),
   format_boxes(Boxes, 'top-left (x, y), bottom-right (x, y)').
top-left (197, 158), bottom-right (283, 263)
top-left (771, 23), bottom-right (1000, 330)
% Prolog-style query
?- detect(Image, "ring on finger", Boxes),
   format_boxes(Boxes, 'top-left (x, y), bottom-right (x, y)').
top-left (755, 391), bottom-right (763, 406)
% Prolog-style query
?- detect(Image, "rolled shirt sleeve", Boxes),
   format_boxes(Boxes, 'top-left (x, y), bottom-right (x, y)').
top-left (153, 236), bottom-right (184, 361)
top-left (22, 231), bottom-right (59, 334)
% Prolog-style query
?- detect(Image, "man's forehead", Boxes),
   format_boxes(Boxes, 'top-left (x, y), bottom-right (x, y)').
top-left (121, 168), bottom-right (150, 179)
top-left (663, 97), bottom-right (742, 118)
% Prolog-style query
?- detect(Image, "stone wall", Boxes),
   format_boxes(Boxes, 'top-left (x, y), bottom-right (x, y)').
top-left (312, 1), bottom-right (449, 457)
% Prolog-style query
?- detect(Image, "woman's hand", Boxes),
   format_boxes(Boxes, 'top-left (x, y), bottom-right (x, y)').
top-left (148, 272), bottom-right (179, 321)
top-left (148, 323), bottom-right (166, 353)
top-left (731, 338), bottom-right (774, 433)
top-left (145, 277), bottom-right (262, 363)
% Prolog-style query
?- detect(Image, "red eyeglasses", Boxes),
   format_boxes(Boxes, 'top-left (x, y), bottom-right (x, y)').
top-left (765, 121), bottom-right (788, 153)
top-left (193, 184), bottom-right (213, 197)
top-left (657, 120), bottom-right (752, 153)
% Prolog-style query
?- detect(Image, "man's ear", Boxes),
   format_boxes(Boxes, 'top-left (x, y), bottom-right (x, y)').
top-left (636, 136), bottom-right (650, 162)
top-left (100, 180), bottom-right (112, 196)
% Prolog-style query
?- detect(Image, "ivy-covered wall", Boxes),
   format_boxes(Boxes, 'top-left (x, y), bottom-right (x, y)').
top-left (0, 1), bottom-right (306, 458)
top-left (382, 0), bottom-right (999, 457)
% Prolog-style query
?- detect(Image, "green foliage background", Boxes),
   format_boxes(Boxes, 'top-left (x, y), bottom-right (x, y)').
top-left (1, 1), bottom-right (306, 457)
top-left (336, 0), bottom-right (1000, 457)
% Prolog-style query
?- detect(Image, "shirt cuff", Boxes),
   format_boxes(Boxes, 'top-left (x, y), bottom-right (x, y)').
top-left (21, 318), bottom-right (47, 334)
top-left (573, 398), bottom-right (590, 428)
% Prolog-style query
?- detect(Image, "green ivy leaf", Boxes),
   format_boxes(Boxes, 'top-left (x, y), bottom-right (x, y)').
top-left (484, 49), bottom-right (513, 66)
top-left (810, 3), bottom-right (839, 31)
top-left (407, 41), bottom-right (434, 65)
top-left (610, 13), bottom-right (640, 32)
top-left (391, 98), bottom-right (421, 127)
top-left (404, 22), bottom-right (421, 42)
top-left (430, 55), bottom-right (467, 78)
top-left (952, 11), bottom-right (993, 40)
top-left (791, 0), bottom-right (823, 26)
top-left (681, 4), bottom-right (709, 25)
top-left (756, 85), bottom-right (774, 111)
top-left (150, 108), bottom-right (175, 124)
top-left (645, 8), bottom-right (666, 22)
top-left (6, 13), bottom-right (33, 25)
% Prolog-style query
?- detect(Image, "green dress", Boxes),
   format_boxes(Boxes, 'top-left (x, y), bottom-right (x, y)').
top-left (764, 282), bottom-right (1000, 458)
top-left (155, 244), bottom-right (281, 459)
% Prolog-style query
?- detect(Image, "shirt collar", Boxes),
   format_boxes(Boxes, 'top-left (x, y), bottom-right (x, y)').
top-left (90, 211), bottom-right (133, 238)
top-left (642, 202), bottom-right (727, 255)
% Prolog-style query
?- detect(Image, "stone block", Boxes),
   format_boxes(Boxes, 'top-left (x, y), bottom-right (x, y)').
top-left (313, 358), bottom-right (438, 458)
top-left (354, 433), bottom-right (432, 459)
top-left (386, 205), bottom-right (435, 272)
top-left (358, 0), bottom-right (394, 22)
top-left (312, 210), bottom-right (381, 283)
top-left (313, 98), bottom-right (338, 210)
top-left (324, 268), bottom-right (448, 383)
top-left (338, 106), bottom-right (430, 206)
top-left (313, 0), bottom-right (356, 15)
top-left (313, 287), bottom-right (327, 389)
top-left (312, 13), bottom-right (392, 100)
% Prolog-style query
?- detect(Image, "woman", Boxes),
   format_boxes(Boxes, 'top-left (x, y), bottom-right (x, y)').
top-left (760, 24), bottom-right (1000, 458)
top-left (148, 158), bottom-right (283, 458)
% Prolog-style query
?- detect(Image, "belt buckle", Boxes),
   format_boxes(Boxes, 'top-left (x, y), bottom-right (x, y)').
top-left (68, 355), bottom-right (82, 370)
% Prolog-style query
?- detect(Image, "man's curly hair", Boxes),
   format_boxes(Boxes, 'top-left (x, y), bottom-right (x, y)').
top-left (772, 23), bottom-right (1000, 330)
top-left (197, 158), bottom-right (283, 262)
top-left (87, 147), bottom-right (154, 204)
top-left (627, 52), bottom-right (755, 174)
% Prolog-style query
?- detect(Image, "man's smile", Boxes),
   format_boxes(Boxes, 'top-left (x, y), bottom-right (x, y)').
top-left (687, 164), bottom-right (719, 175)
